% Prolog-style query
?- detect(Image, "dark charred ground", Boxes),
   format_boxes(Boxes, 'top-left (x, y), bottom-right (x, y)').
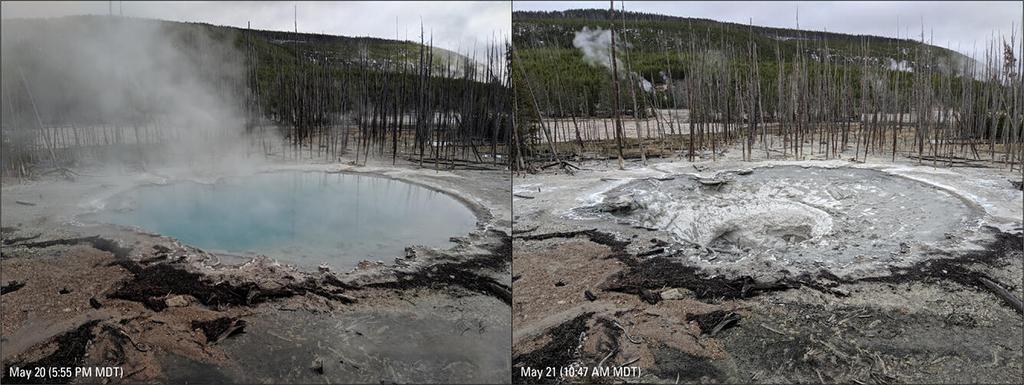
top-left (366, 229), bottom-right (513, 305)
top-left (511, 227), bottom-right (1023, 384)
top-left (0, 225), bottom-right (512, 383)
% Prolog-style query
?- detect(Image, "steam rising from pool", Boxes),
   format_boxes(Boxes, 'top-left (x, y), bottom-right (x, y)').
top-left (95, 172), bottom-right (478, 270)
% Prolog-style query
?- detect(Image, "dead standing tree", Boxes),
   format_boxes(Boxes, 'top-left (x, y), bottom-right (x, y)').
top-left (609, 0), bottom-right (627, 170)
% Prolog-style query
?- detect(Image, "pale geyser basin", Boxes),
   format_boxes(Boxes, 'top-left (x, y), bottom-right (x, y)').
top-left (586, 166), bottom-right (983, 265)
top-left (91, 171), bottom-right (478, 270)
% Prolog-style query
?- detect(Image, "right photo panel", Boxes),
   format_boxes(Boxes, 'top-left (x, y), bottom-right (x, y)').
top-left (511, 1), bottom-right (1024, 384)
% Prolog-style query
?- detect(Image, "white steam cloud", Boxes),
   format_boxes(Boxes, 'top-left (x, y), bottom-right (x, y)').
top-left (1, 16), bottom-right (256, 172)
top-left (573, 27), bottom-right (615, 69)
top-left (572, 27), bottom-right (652, 93)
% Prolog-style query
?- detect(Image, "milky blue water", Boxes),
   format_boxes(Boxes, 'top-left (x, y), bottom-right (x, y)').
top-left (97, 172), bottom-right (478, 270)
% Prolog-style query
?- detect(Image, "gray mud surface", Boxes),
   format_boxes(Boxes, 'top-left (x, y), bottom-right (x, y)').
top-left (583, 166), bottom-right (982, 271)
top-left (216, 297), bottom-right (510, 384)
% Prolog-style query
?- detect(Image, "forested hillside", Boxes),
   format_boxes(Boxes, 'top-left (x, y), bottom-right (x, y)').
top-left (2, 15), bottom-right (511, 175)
top-left (514, 9), bottom-right (975, 119)
top-left (511, 8), bottom-right (1020, 171)
top-left (515, 9), bottom-right (969, 66)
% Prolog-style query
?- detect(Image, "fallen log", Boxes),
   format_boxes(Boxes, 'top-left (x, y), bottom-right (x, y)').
top-left (538, 160), bottom-right (580, 174)
top-left (20, 235), bottom-right (131, 258)
top-left (906, 155), bottom-right (992, 168)
top-left (2, 281), bottom-right (26, 295)
top-left (403, 157), bottom-right (501, 171)
top-left (978, 276), bottom-right (1024, 314)
top-left (687, 310), bottom-right (741, 336)
top-left (2, 233), bottom-right (42, 245)
top-left (696, 178), bottom-right (729, 188)
top-left (709, 312), bottom-right (741, 337)
top-left (636, 247), bottom-right (665, 258)
top-left (612, 321), bottom-right (642, 344)
top-left (511, 225), bottom-right (539, 235)
top-left (191, 317), bottom-right (247, 344)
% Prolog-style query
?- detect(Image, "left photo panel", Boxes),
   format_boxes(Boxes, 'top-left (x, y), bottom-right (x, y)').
top-left (1, 1), bottom-right (512, 383)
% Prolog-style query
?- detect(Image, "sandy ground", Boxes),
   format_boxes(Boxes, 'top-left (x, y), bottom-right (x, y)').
top-left (511, 140), bottom-right (1023, 384)
top-left (1, 156), bottom-right (512, 384)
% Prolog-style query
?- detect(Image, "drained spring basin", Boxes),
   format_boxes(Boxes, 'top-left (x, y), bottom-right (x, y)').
top-left (589, 166), bottom-right (982, 265)
top-left (95, 171), bottom-right (478, 270)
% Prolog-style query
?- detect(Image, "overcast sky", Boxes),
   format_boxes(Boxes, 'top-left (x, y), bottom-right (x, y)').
top-left (514, 1), bottom-right (1023, 58)
top-left (0, 1), bottom-right (511, 56)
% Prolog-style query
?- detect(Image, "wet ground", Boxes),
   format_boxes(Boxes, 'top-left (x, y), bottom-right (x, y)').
top-left (1, 158), bottom-right (512, 384)
top-left (214, 295), bottom-right (510, 384)
top-left (512, 144), bottom-right (1023, 383)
